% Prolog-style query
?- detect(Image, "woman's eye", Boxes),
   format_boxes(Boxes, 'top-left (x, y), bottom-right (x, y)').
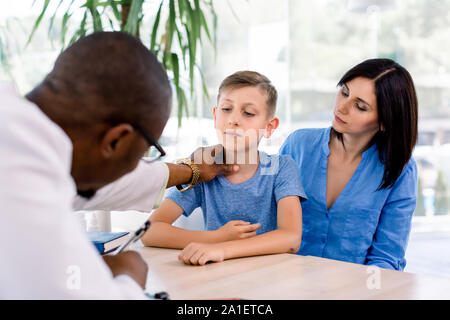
top-left (341, 90), bottom-right (349, 97)
top-left (356, 104), bottom-right (367, 111)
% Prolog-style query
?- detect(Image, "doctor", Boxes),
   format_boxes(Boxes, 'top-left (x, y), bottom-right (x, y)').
top-left (0, 32), bottom-right (236, 299)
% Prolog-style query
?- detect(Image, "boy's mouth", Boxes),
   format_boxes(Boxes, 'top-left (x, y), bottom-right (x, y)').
top-left (224, 130), bottom-right (242, 137)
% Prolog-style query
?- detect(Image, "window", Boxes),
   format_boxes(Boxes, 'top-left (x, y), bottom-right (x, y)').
top-left (2, 0), bottom-right (450, 277)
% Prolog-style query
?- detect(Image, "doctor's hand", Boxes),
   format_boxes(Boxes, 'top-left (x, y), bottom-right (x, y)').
top-left (179, 242), bottom-right (226, 266)
top-left (102, 251), bottom-right (148, 289)
top-left (190, 144), bottom-right (239, 182)
top-left (165, 145), bottom-right (239, 188)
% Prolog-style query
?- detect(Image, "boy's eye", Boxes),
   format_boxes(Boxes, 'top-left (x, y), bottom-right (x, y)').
top-left (244, 111), bottom-right (255, 116)
top-left (221, 107), bottom-right (231, 111)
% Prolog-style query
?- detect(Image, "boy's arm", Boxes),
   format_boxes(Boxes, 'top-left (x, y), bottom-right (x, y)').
top-left (141, 199), bottom-right (219, 249)
top-left (141, 199), bottom-right (260, 249)
top-left (178, 195), bottom-right (302, 265)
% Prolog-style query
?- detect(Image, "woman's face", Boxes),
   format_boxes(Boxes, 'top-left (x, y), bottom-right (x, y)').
top-left (332, 76), bottom-right (381, 137)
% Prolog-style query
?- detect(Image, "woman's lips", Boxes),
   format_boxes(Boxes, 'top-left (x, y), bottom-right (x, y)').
top-left (334, 114), bottom-right (346, 124)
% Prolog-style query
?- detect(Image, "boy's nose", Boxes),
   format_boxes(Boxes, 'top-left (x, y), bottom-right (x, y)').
top-left (228, 115), bottom-right (239, 126)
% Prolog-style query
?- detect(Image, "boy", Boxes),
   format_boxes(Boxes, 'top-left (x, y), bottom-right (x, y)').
top-left (142, 71), bottom-right (306, 265)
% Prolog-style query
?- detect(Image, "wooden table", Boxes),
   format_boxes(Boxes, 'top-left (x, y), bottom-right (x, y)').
top-left (139, 246), bottom-right (450, 300)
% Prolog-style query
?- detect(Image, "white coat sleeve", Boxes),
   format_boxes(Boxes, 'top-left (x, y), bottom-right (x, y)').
top-left (0, 95), bottom-right (147, 299)
top-left (72, 160), bottom-right (169, 213)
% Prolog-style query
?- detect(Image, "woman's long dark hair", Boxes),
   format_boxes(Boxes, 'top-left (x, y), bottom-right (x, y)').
top-left (333, 58), bottom-right (418, 190)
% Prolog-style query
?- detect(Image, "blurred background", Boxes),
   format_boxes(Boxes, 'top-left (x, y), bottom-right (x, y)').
top-left (1, 0), bottom-right (449, 277)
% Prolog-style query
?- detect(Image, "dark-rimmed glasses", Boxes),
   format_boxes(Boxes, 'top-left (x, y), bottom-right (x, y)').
top-left (132, 124), bottom-right (166, 163)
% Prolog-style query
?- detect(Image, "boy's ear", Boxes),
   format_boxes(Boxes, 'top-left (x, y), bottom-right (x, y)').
top-left (264, 117), bottom-right (279, 139)
top-left (213, 106), bottom-right (217, 128)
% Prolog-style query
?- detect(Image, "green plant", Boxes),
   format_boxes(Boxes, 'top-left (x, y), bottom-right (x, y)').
top-left (415, 175), bottom-right (425, 216)
top-left (0, 28), bottom-right (11, 78)
top-left (27, 0), bottom-right (217, 127)
top-left (435, 169), bottom-right (449, 216)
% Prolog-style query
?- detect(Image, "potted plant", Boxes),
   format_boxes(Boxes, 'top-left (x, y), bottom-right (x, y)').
top-left (26, 0), bottom-right (218, 127)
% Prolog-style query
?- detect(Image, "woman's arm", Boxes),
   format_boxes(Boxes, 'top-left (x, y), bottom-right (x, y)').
top-left (141, 199), bottom-right (260, 249)
top-left (178, 195), bottom-right (302, 265)
top-left (365, 160), bottom-right (417, 270)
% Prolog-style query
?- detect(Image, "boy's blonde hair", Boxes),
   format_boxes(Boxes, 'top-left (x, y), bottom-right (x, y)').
top-left (217, 71), bottom-right (278, 117)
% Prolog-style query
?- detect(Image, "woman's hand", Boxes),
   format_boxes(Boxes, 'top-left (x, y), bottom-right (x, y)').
top-left (178, 242), bottom-right (226, 266)
top-left (216, 220), bottom-right (261, 241)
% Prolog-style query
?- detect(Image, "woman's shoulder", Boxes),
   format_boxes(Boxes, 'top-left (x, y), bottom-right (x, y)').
top-left (281, 126), bottom-right (330, 153)
top-left (286, 127), bottom-right (328, 142)
top-left (289, 126), bottom-right (328, 138)
top-left (399, 156), bottom-right (418, 180)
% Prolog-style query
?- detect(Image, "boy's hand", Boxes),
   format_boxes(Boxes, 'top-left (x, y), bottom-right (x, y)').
top-left (190, 144), bottom-right (239, 182)
top-left (217, 220), bottom-right (261, 241)
top-left (179, 242), bottom-right (226, 266)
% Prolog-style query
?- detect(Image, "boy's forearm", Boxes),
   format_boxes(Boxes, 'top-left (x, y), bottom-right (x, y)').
top-left (141, 221), bottom-right (222, 249)
top-left (221, 229), bottom-right (301, 260)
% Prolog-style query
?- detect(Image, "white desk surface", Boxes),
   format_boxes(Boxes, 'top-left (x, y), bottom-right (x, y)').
top-left (138, 246), bottom-right (450, 300)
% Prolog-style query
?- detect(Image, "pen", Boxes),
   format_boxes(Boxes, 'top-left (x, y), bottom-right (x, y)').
top-left (113, 220), bottom-right (151, 255)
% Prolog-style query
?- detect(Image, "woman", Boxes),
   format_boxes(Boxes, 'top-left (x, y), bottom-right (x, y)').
top-left (280, 58), bottom-right (418, 270)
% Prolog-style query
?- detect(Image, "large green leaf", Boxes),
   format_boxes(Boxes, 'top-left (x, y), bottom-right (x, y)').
top-left (25, 0), bottom-right (218, 127)
top-left (123, 0), bottom-right (144, 35)
top-left (26, 0), bottom-right (51, 47)
top-left (149, 0), bottom-right (163, 53)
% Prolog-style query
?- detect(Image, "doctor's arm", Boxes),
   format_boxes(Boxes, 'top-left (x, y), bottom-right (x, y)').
top-left (166, 145), bottom-right (239, 188)
top-left (73, 145), bottom-right (238, 213)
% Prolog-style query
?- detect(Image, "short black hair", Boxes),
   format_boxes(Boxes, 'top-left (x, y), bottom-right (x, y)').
top-left (335, 58), bottom-right (418, 190)
top-left (36, 31), bottom-right (172, 132)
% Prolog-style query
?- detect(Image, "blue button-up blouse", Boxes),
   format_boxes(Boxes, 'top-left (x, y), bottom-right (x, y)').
top-left (279, 127), bottom-right (417, 270)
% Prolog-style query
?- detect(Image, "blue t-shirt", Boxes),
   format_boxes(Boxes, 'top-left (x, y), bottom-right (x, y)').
top-left (279, 127), bottom-right (417, 271)
top-left (166, 151), bottom-right (307, 235)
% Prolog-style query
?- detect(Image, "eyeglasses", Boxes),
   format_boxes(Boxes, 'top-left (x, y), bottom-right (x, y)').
top-left (132, 124), bottom-right (166, 163)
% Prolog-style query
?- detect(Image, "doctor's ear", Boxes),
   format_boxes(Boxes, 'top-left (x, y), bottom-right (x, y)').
top-left (100, 124), bottom-right (134, 158)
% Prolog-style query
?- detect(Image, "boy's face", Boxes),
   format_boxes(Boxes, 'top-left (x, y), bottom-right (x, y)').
top-left (213, 86), bottom-right (279, 158)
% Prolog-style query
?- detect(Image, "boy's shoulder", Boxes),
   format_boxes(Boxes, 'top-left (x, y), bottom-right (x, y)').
top-left (259, 151), bottom-right (298, 175)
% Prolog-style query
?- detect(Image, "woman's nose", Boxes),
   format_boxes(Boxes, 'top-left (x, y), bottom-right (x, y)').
top-left (336, 101), bottom-right (350, 115)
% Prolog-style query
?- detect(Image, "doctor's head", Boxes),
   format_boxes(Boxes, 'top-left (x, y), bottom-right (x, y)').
top-left (26, 32), bottom-right (172, 198)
